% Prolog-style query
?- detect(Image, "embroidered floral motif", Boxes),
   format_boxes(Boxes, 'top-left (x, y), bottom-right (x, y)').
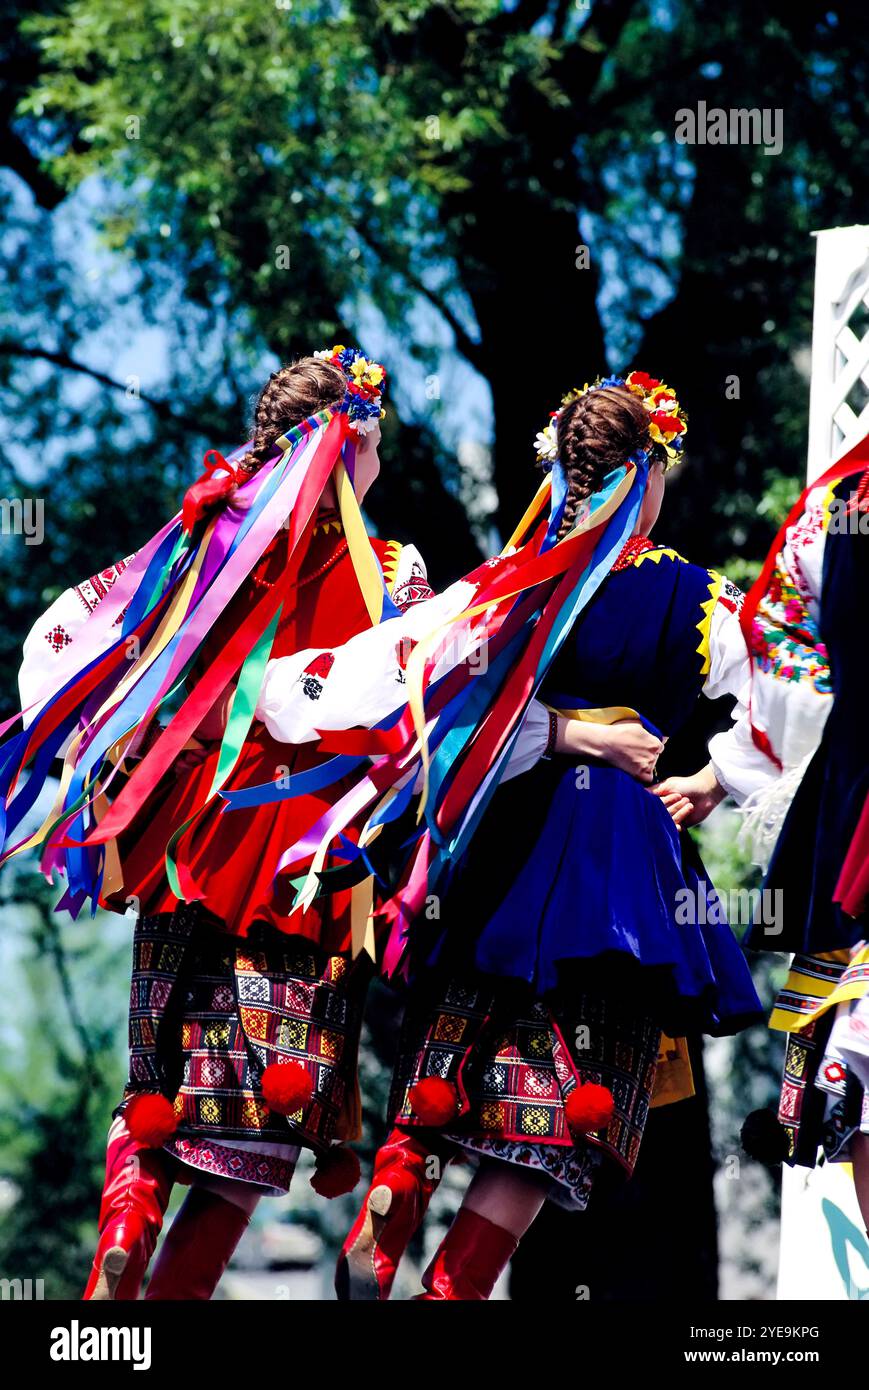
top-left (299, 651), bottom-right (335, 700)
top-left (786, 495), bottom-right (827, 598)
top-left (718, 577), bottom-right (744, 615)
top-left (821, 1060), bottom-right (846, 1086)
top-left (751, 557), bottom-right (831, 692)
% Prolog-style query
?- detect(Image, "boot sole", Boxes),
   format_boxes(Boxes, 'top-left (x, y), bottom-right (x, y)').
top-left (336, 1184), bottom-right (393, 1301)
top-left (87, 1246), bottom-right (129, 1301)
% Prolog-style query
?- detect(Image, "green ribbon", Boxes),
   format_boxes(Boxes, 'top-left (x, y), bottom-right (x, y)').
top-left (164, 603), bottom-right (282, 902)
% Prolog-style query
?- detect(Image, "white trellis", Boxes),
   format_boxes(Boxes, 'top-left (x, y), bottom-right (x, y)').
top-left (807, 223), bottom-right (869, 481)
top-left (776, 224), bottom-right (869, 1302)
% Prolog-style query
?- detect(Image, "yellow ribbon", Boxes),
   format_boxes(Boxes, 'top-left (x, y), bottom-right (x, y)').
top-left (547, 704), bottom-right (642, 725)
top-left (335, 458), bottom-right (383, 626)
top-left (501, 474), bottom-right (552, 554)
top-left (650, 1034), bottom-right (695, 1108)
top-left (350, 876), bottom-right (377, 962)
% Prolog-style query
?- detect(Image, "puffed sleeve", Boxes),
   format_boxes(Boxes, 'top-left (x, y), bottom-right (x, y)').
top-left (704, 583), bottom-right (780, 805)
top-left (256, 569), bottom-right (554, 780)
top-left (255, 577), bottom-right (479, 743)
top-left (19, 589), bottom-right (84, 721)
top-left (499, 698), bottom-right (552, 782)
top-left (19, 557), bottom-right (135, 725)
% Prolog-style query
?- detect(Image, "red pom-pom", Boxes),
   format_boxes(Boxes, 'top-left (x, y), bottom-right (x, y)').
top-left (565, 1082), bottom-right (615, 1135)
top-left (261, 1061), bottom-right (313, 1116)
top-left (125, 1093), bottom-right (178, 1147)
top-left (408, 1077), bottom-right (458, 1127)
top-left (310, 1146), bottom-right (361, 1199)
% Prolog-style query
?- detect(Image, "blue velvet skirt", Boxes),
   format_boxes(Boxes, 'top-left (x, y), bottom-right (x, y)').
top-left (425, 758), bottom-right (763, 1038)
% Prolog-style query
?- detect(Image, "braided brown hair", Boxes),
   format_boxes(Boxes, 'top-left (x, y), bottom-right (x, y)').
top-left (555, 386), bottom-right (653, 540)
top-left (241, 357), bottom-right (347, 473)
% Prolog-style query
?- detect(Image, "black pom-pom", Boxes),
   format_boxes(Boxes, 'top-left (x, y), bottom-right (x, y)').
top-left (740, 1108), bottom-right (789, 1164)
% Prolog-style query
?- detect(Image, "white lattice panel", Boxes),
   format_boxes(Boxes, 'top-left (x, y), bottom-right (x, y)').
top-left (807, 224), bottom-right (869, 481)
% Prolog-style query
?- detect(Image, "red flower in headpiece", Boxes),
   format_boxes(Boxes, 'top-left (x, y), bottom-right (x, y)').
top-left (650, 412), bottom-right (685, 434)
top-left (627, 371), bottom-right (662, 391)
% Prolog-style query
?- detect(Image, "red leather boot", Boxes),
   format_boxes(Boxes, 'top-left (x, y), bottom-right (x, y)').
top-left (144, 1187), bottom-right (251, 1300)
top-left (83, 1122), bottom-right (174, 1301)
top-left (336, 1127), bottom-right (452, 1301)
top-left (415, 1208), bottom-right (518, 1300)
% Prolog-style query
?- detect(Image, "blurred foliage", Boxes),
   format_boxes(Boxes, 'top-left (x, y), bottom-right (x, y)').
top-left (9, 0), bottom-right (867, 541)
top-left (0, 862), bottom-right (129, 1296)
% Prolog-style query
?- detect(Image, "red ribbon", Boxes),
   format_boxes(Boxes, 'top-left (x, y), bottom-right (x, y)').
top-left (436, 535), bottom-right (598, 833)
top-left (314, 727), bottom-right (410, 757)
top-left (181, 451), bottom-right (241, 534)
top-left (835, 792), bottom-right (869, 919)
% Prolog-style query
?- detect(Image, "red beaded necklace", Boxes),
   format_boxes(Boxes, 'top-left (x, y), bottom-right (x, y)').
top-left (296, 538), bottom-right (349, 588)
top-left (611, 535), bottom-right (656, 572)
top-left (250, 535), bottom-right (349, 590)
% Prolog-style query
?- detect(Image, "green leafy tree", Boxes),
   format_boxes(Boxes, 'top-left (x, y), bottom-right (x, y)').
top-left (8, 0), bottom-right (867, 549)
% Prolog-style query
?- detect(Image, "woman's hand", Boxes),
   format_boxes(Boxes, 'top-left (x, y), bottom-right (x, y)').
top-left (650, 763), bottom-right (727, 829)
top-left (556, 715), bottom-right (664, 784)
top-left (654, 786), bottom-right (696, 830)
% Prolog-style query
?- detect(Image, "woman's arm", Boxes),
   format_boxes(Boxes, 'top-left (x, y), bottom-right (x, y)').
top-left (255, 576), bottom-right (479, 743)
top-left (497, 706), bottom-right (664, 786)
top-left (555, 715), bottom-right (664, 783)
top-left (19, 556), bottom-right (136, 727)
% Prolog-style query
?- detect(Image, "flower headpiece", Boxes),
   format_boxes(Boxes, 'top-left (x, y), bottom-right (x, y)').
top-left (534, 370), bottom-right (688, 469)
top-left (314, 344), bottom-right (387, 435)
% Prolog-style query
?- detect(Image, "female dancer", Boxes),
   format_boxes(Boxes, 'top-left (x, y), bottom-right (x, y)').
top-left (7, 351), bottom-right (660, 1300)
top-left (12, 347), bottom-right (413, 1298)
top-left (256, 372), bottom-right (766, 1299)
top-left (725, 435), bottom-right (869, 1228)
